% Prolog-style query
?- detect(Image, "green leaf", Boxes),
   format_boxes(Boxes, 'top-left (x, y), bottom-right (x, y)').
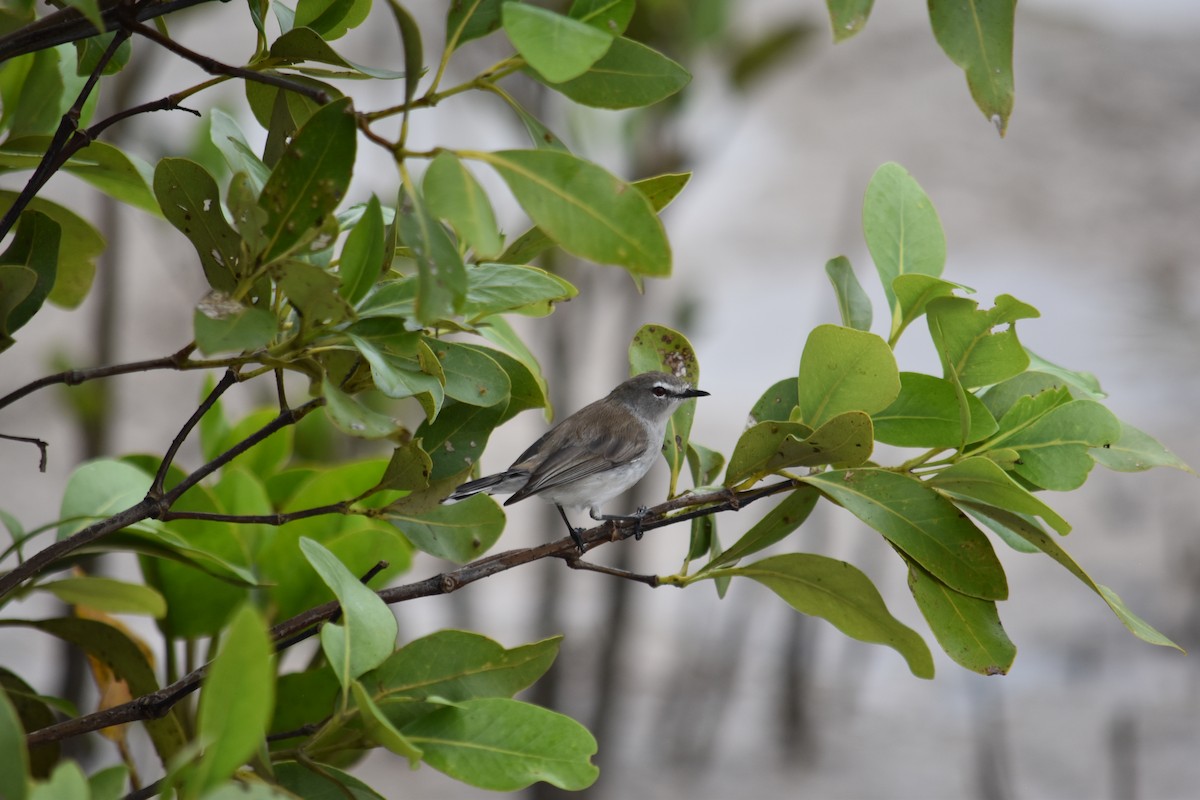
top-left (365, 631), bottom-right (560, 719)
top-left (347, 332), bottom-right (444, 417)
top-left (424, 152), bottom-right (503, 259)
top-left (58, 459), bottom-right (150, 540)
top-left (961, 503), bottom-right (1182, 651)
top-left (0, 196), bottom-right (101, 309)
top-left (709, 554), bottom-right (934, 679)
top-left (28, 761), bottom-right (87, 800)
top-left (447, 0), bottom-right (504, 50)
top-left (0, 617), bottom-right (186, 765)
top-left (300, 537), bottom-right (399, 685)
top-left (980, 373), bottom-right (1068, 425)
top-left (826, 0), bottom-right (874, 42)
top-left (153, 158), bottom-right (241, 291)
top-left (824, 256), bottom-right (871, 331)
top-left (278, 261), bottom-right (351, 323)
top-left (387, 0), bottom-right (423, 106)
top-left (906, 559), bottom-right (1015, 675)
top-left (496, 172), bottom-right (687, 265)
top-left (37, 576), bottom-right (166, 618)
top-left (928, 0), bottom-right (1015, 135)
top-left (339, 194), bottom-right (385, 305)
top-left (986, 399), bottom-right (1121, 490)
top-left (209, 109), bottom-right (271, 194)
top-left (547, 36), bottom-right (690, 109)
top-left (188, 604), bottom-right (275, 794)
top-left (193, 293), bottom-right (277, 355)
top-left (872, 372), bottom-right (997, 448)
top-left (425, 338), bottom-right (511, 408)
top-left (502, 3), bottom-right (613, 83)
top-left (375, 440), bottom-right (433, 493)
top-left (461, 263), bottom-right (577, 322)
top-left (1091, 420), bottom-right (1194, 474)
top-left (0, 210), bottom-right (59, 349)
top-left (725, 412), bottom-right (872, 487)
top-left (570, 0), bottom-right (635, 34)
top-left (259, 97), bottom-right (356, 261)
top-left (294, 0), bottom-right (371, 40)
top-left (926, 295), bottom-right (1040, 389)
top-left (404, 697), bottom-right (598, 790)
top-left (274, 762), bottom-right (385, 799)
top-left (0, 136), bottom-right (156, 213)
top-left (795, 324), bottom-right (900, 429)
top-left (477, 315), bottom-right (552, 420)
top-left (749, 377), bottom-right (799, 424)
top-left (321, 377), bottom-right (403, 439)
top-left (461, 342), bottom-right (549, 422)
top-left (929, 457), bottom-right (1071, 534)
top-left (0, 684), bottom-right (28, 800)
top-left (477, 149), bottom-right (671, 276)
top-left (0, 266), bottom-right (37, 351)
top-left (64, 0), bottom-right (104, 33)
top-left (397, 184), bottom-right (467, 324)
top-left (628, 324), bottom-right (704, 496)
top-left (890, 273), bottom-right (967, 344)
top-left (0, 667), bottom-right (59, 778)
top-left (268, 27), bottom-right (405, 79)
top-left (703, 487), bottom-right (819, 572)
top-left (1024, 349), bottom-right (1106, 400)
top-left (417, 399), bottom-right (506, 481)
top-left (803, 468), bottom-right (1007, 600)
top-left (352, 680), bottom-right (423, 763)
top-left (390, 493), bottom-right (504, 563)
top-left (86, 766), bottom-right (128, 800)
top-left (863, 162), bottom-right (946, 327)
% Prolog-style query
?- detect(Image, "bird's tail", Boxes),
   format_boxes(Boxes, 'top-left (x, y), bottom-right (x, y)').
top-left (445, 470), bottom-right (527, 502)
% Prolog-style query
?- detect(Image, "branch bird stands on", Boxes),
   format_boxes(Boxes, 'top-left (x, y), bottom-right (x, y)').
top-left (445, 371), bottom-right (709, 551)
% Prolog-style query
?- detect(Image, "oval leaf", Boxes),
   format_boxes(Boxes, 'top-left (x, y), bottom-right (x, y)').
top-left (803, 468), bottom-right (1008, 600)
top-left (711, 553), bottom-right (934, 679)
top-left (502, 3), bottom-right (613, 83)
top-left (795, 324), bottom-right (900, 429)
top-left (477, 149), bottom-right (671, 276)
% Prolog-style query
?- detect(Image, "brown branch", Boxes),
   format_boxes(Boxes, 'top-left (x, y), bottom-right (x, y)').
top-left (22, 479), bottom-right (800, 748)
top-left (157, 503), bottom-right (350, 526)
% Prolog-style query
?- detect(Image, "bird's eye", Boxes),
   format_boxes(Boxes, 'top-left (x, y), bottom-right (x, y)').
top-left (652, 386), bottom-right (668, 398)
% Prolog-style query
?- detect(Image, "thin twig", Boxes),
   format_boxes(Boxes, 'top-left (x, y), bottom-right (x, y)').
top-left (151, 370), bottom-right (238, 495)
top-left (0, 433), bottom-right (49, 472)
top-left (562, 556), bottom-right (661, 587)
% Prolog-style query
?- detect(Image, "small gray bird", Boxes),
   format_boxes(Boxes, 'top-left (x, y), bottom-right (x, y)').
top-left (446, 371), bottom-right (708, 550)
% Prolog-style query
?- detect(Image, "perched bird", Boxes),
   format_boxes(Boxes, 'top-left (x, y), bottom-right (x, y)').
top-left (445, 371), bottom-right (709, 550)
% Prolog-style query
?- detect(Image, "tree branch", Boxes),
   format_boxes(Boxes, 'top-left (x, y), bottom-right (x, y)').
top-left (22, 479), bottom-right (799, 748)
top-left (150, 369), bottom-right (237, 495)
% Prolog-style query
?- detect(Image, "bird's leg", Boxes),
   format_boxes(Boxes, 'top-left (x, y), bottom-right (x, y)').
top-left (557, 505), bottom-right (586, 552)
top-left (593, 506), bottom-right (650, 541)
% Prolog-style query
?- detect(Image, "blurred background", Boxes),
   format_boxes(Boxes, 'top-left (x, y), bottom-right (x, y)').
top-left (2, 1), bottom-right (1199, 798)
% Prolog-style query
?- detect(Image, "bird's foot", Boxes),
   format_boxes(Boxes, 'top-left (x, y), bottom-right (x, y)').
top-left (569, 526), bottom-right (586, 553)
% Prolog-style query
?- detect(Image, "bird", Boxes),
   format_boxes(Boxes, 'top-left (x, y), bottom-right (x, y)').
top-left (445, 370), bottom-right (709, 551)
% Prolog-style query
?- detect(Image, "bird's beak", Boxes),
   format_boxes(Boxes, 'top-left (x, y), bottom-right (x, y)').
top-left (681, 387), bottom-right (709, 398)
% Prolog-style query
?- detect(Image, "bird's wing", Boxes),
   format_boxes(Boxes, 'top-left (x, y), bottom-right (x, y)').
top-left (507, 412), bottom-right (649, 503)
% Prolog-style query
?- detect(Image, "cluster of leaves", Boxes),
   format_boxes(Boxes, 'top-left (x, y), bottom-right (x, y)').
top-left (0, 1), bottom-right (1189, 800)
top-left (659, 163), bottom-right (1191, 679)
